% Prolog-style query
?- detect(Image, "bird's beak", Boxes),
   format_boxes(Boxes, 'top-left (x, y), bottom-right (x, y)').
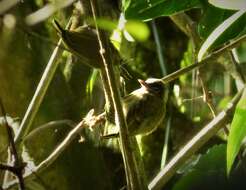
top-left (138, 79), bottom-right (149, 89)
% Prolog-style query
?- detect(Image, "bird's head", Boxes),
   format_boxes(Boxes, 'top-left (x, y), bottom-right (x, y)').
top-left (138, 78), bottom-right (165, 98)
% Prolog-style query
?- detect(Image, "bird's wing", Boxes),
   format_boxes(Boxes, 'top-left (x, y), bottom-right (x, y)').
top-left (124, 93), bottom-right (148, 127)
top-left (123, 92), bottom-right (165, 135)
top-left (64, 29), bottom-right (99, 57)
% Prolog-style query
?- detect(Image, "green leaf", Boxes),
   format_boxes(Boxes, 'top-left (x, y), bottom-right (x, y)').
top-left (227, 88), bottom-right (246, 175)
top-left (173, 144), bottom-right (227, 190)
top-left (124, 0), bottom-right (201, 20)
top-left (198, 4), bottom-right (233, 39)
top-left (209, 0), bottom-right (246, 10)
top-left (125, 20), bottom-right (150, 41)
top-left (96, 18), bottom-right (118, 31)
top-left (122, 0), bottom-right (131, 11)
top-left (88, 18), bottom-right (118, 32)
top-left (198, 9), bottom-right (246, 62)
top-left (86, 69), bottom-right (99, 98)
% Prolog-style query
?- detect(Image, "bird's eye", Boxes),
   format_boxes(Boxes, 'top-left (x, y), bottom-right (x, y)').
top-left (152, 86), bottom-right (161, 92)
top-left (147, 82), bottom-right (164, 94)
top-left (150, 83), bottom-right (162, 90)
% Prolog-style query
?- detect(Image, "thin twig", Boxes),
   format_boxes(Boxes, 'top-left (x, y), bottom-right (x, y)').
top-left (151, 20), bottom-right (167, 76)
top-left (160, 116), bottom-right (171, 169)
top-left (148, 88), bottom-right (244, 190)
top-left (150, 21), bottom-right (172, 169)
top-left (0, 164), bottom-right (16, 173)
top-left (79, 0), bottom-right (115, 137)
top-left (0, 100), bottom-right (20, 168)
top-left (199, 73), bottom-right (217, 117)
top-left (229, 49), bottom-right (246, 84)
top-left (171, 13), bottom-right (218, 118)
top-left (3, 110), bottom-right (105, 189)
top-left (151, 20), bottom-right (170, 169)
top-left (173, 12), bottom-right (242, 136)
top-left (161, 34), bottom-right (246, 83)
top-left (168, 14), bottom-right (245, 135)
top-left (0, 98), bottom-right (25, 190)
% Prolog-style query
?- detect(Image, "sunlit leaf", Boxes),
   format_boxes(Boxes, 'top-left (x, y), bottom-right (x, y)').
top-left (227, 88), bottom-right (246, 175)
top-left (198, 9), bottom-right (246, 62)
top-left (111, 28), bottom-right (122, 50)
top-left (94, 18), bottom-right (118, 32)
top-left (125, 20), bottom-right (150, 42)
top-left (111, 14), bottom-right (126, 50)
top-left (86, 69), bottom-right (99, 98)
top-left (122, 0), bottom-right (131, 12)
top-left (209, 0), bottom-right (246, 10)
top-left (123, 30), bottom-right (135, 42)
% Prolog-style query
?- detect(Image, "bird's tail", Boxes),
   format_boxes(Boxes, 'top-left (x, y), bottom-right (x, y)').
top-left (53, 19), bottom-right (64, 34)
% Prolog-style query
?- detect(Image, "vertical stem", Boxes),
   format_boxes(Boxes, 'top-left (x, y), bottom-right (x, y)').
top-left (89, 0), bottom-right (143, 189)
top-left (151, 20), bottom-right (167, 76)
top-left (229, 49), bottom-right (245, 84)
top-left (160, 116), bottom-right (171, 168)
top-left (78, 0), bottom-right (115, 131)
top-left (151, 20), bottom-right (170, 168)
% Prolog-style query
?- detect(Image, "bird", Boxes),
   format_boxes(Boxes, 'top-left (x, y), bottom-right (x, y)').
top-left (53, 19), bottom-right (103, 69)
top-left (124, 78), bottom-right (167, 135)
top-left (104, 78), bottom-right (167, 137)
top-left (53, 21), bottom-right (167, 136)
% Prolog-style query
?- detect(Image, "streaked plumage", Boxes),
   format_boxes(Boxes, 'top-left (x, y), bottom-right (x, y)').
top-left (123, 78), bottom-right (167, 135)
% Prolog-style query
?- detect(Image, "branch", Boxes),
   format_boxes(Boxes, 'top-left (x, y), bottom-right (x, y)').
top-left (89, 0), bottom-right (143, 189)
top-left (14, 19), bottom-right (72, 145)
top-left (3, 110), bottom-right (105, 189)
top-left (79, 0), bottom-right (115, 137)
top-left (170, 12), bottom-right (227, 132)
top-left (229, 49), bottom-right (246, 86)
top-left (0, 164), bottom-right (15, 172)
top-left (161, 33), bottom-right (246, 83)
top-left (148, 87), bottom-right (244, 190)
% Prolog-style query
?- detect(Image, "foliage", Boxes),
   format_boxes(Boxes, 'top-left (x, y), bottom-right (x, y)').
top-left (0, 0), bottom-right (246, 189)
top-left (227, 89), bottom-right (246, 175)
top-left (123, 0), bottom-right (201, 20)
